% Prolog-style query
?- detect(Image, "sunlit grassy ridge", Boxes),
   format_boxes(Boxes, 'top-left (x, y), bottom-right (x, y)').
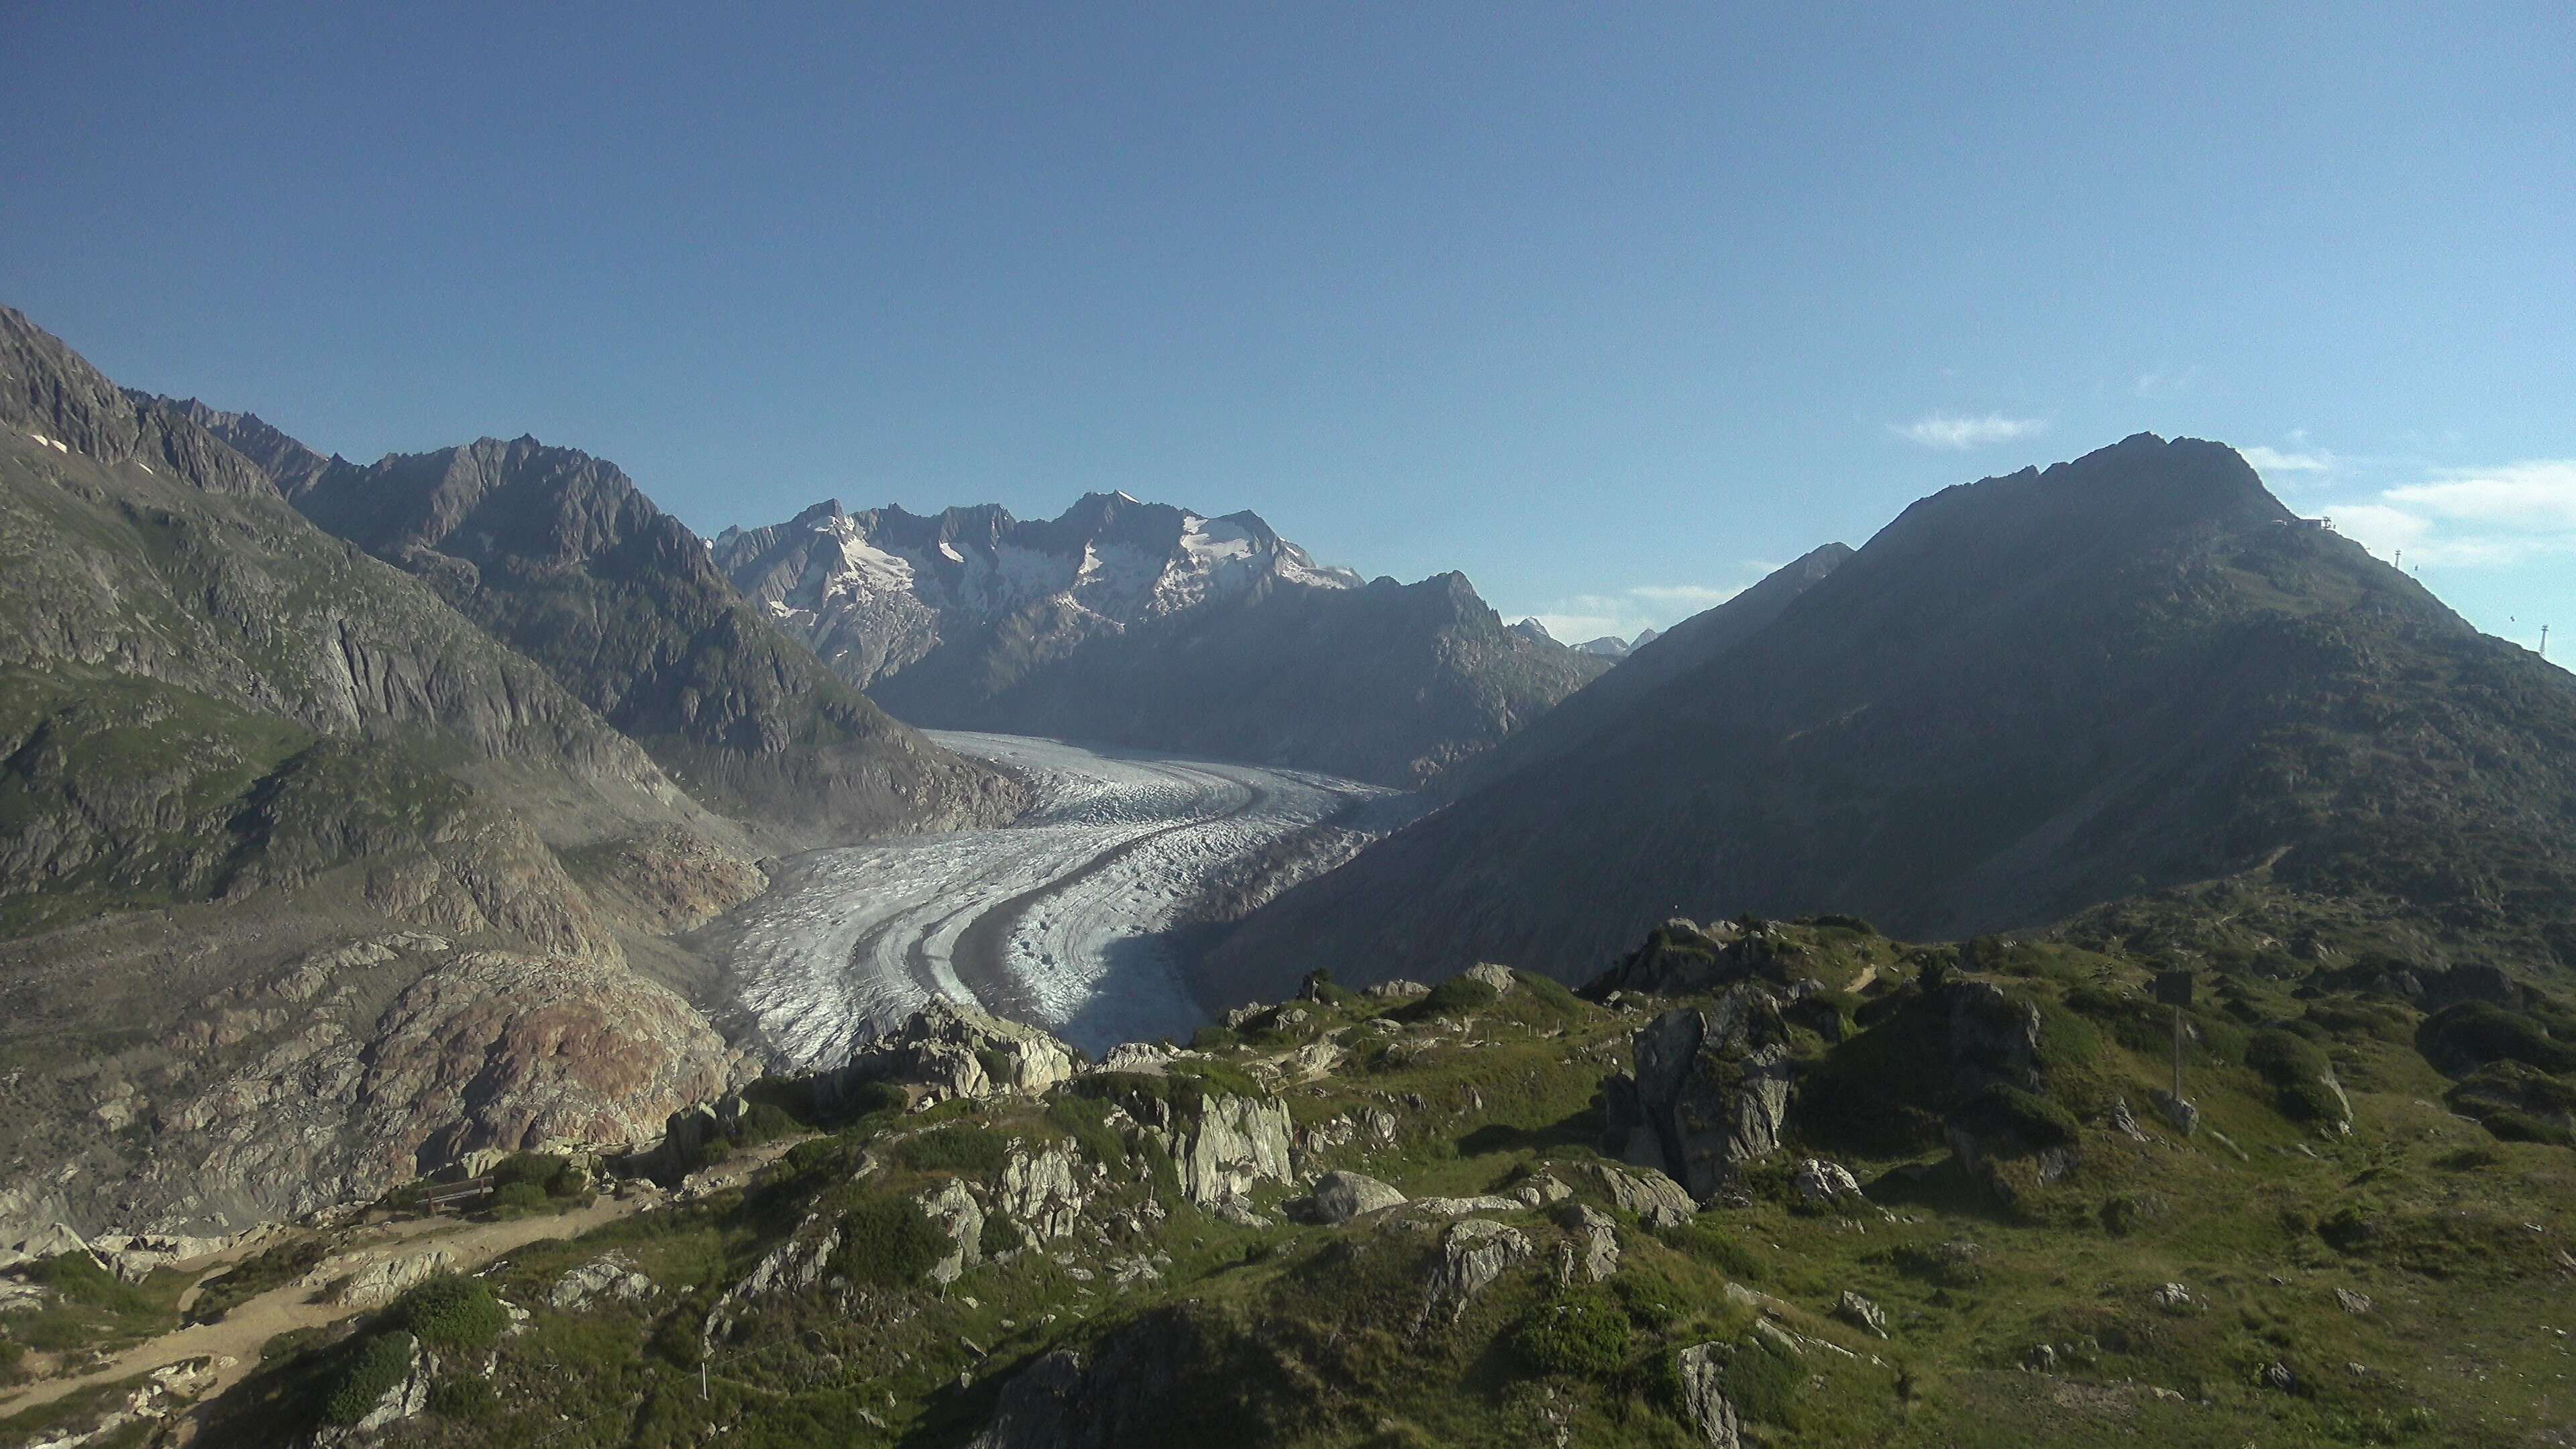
top-left (97, 912), bottom-right (2571, 1449)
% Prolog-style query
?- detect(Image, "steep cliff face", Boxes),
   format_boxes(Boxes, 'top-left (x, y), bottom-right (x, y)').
top-left (278, 437), bottom-right (1025, 848)
top-left (0, 307), bottom-right (761, 1234)
top-left (717, 495), bottom-right (1605, 786)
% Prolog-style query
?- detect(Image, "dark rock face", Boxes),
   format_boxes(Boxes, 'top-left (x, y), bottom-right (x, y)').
top-left (1216, 433), bottom-right (2576, 989)
top-left (968, 1306), bottom-right (1279, 1449)
top-left (0, 309), bottom-right (273, 498)
top-left (1606, 985), bottom-right (1795, 1201)
top-left (285, 436), bottom-right (1023, 846)
top-left (1944, 981), bottom-right (2043, 1094)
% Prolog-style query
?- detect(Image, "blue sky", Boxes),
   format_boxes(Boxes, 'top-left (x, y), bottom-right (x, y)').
top-left (4, 3), bottom-right (2570, 653)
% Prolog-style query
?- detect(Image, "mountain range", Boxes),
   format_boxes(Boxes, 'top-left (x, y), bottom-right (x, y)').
top-left (715, 494), bottom-right (1610, 786)
top-left (1207, 433), bottom-right (2576, 1002)
top-left (0, 307), bottom-right (1020, 1235)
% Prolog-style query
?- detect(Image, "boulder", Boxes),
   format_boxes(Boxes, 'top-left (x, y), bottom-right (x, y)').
top-left (1301, 1171), bottom-right (1406, 1224)
top-left (1572, 1161), bottom-right (1697, 1230)
top-left (1834, 1289), bottom-right (1888, 1338)
top-left (1791, 1158), bottom-right (1862, 1207)
top-left (1674, 1342), bottom-right (1743, 1448)
top-left (1511, 1173), bottom-right (1572, 1208)
top-left (920, 1179), bottom-right (985, 1285)
top-left (997, 1145), bottom-right (1087, 1241)
top-left (2108, 1096), bottom-right (2153, 1142)
top-left (1463, 963), bottom-right (1517, 995)
top-left (331, 1247), bottom-right (456, 1309)
top-left (1556, 1203), bottom-right (1620, 1283)
top-left (2151, 1090), bottom-right (2200, 1136)
top-left (549, 1256), bottom-right (657, 1311)
top-left (1423, 1219), bottom-right (1530, 1324)
top-left (1365, 979), bottom-right (1430, 1000)
top-left (832, 998), bottom-right (1078, 1106)
top-left (1606, 985), bottom-right (1794, 1201)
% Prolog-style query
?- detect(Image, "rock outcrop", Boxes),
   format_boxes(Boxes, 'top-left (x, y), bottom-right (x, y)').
top-left (330, 1248), bottom-right (455, 1309)
top-left (1675, 1342), bottom-right (1744, 1448)
top-left (1297, 1171), bottom-right (1406, 1224)
top-left (1605, 985), bottom-right (1794, 1201)
top-left (1423, 1219), bottom-right (1529, 1324)
top-left (831, 1000), bottom-right (1079, 1108)
top-left (919, 1180), bottom-right (985, 1285)
top-left (996, 1144), bottom-right (1088, 1241)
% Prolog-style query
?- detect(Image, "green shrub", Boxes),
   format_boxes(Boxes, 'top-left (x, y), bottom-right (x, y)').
top-left (2418, 1002), bottom-right (2576, 1075)
top-left (1513, 971), bottom-right (1586, 1022)
top-left (1510, 1291), bottom-right (1630, 1379)
top-left (392, 1275), bottom-right (508, 1355)
top-left (980, 1213), bottom-right (1026, 1256)
top-left (1804, 914), bottom-right (1880, 936)
top-left (1715, 1334), bottom-right (1805, 1429)
top-left (489, 1152), bottom-right (570, 1191)
top-left (895, 1124), bottom-right (1010, 1175)
top-left (1416, 975), bottom-right (1500, 1018)
top-left (1950, 1084), bottom-right (2080, 1153)
top-left (0, 1336), bottom-right (25, 1381)
top-left (320, 1330), bottom-right (417, 1425)
top-left (27, 1252), bottom-right (151, 1314)
top-left (2247, 1028), bottom-right (2333, 1084)
top-left (733, 1101), bottom-right (802, 1147)
top-left (1044, 1093), bottom-right (1128, 1167)
top-left (830, 1195), bottom-right (951, 1288)
top-left (429, 1373), bottom-right (498, 1419)
top-left (1189, 1024), bottom-right (1244, 1052)
top-left (840, 1080), bottom-right (909, 1119)
top-left (489, 1181), bottom-right (549, 1212)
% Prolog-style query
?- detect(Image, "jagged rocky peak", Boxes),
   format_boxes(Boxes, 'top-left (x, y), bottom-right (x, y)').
top-left (1508, 616), bottom-right (1554, 645)
top-left (714, 488), bottom-right (1363, 688)
top-left (0, 306), bottom-right (274, 497)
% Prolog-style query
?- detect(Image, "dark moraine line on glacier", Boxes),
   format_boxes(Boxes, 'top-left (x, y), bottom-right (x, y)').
top-left (947, 776), bottom-right (1271, 1022)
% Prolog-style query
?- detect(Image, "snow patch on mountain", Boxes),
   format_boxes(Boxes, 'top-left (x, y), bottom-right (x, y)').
top-left (715, 492), bottom-right (1364, 692)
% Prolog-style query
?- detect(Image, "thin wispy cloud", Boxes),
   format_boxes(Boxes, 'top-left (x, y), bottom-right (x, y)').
top-left (2325, 460), bottom-right (2576, 568)
top-left (2134, 366), bottom-right (2198, 398)
top-left (1893, 413), bottom-right (2047, 450)
top-left (1516, 576), bottom-right (1762, 644)
top-left (2241, 444), bottom-right (2336, 476)
top-left (1629, 584), bottom-right (1744, 606)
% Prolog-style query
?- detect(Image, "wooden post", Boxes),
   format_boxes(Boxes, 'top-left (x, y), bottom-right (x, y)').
top-left (2171, 1005), bottom-right (2185, 1103)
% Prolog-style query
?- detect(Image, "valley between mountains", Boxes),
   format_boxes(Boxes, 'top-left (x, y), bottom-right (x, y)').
top-left (6, 301), bottom-right (2576, 1449)
top-left (710, 732), bottom-right (1401, 1066)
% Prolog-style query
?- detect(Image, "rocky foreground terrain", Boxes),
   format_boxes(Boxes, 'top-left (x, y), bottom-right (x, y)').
top-left (7, 910), bottom-right (2570, 1447)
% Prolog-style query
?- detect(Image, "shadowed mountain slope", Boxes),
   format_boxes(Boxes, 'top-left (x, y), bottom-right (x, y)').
top-left (274, 437), bottom-right (1024, 847)
top-left (1434, 542), bottom-right (1854, 802)
top-left (1206, 434), bottom-right (2576, 1002)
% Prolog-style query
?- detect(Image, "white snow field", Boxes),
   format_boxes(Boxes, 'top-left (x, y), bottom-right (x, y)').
top-left (718, 732), bottom-right (1393, 1063)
